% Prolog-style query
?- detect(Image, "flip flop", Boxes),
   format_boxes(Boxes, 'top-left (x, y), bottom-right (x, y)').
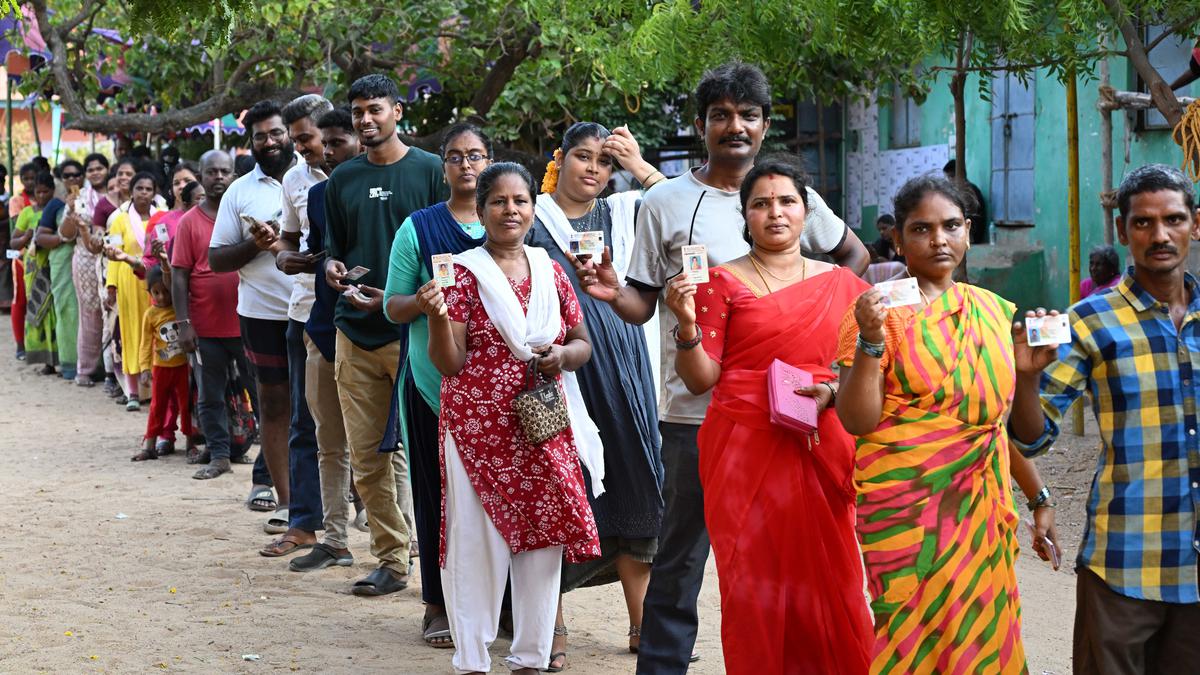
top-left (259, 534), bottom-right (313, 558)
top-left (246, 486), bottom-right (276, 512)
top-left (130, 449), bottom-right (158, 462)
top-left (264, 508), bottom-right (289, 534)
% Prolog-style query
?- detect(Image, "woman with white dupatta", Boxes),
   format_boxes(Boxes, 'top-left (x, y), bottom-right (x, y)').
top-left (525, 121), bottom-right (668, 666)
top-left (419, 162), bottom-right (601, 675)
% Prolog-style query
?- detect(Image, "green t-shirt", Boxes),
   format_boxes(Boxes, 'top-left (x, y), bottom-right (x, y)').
top-left (384, 215), bottom-right (484, 413)
top-left (324, 147), bottom-right (448, 350)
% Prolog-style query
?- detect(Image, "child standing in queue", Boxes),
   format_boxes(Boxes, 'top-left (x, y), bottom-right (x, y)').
top-left (131, 264), bottom-right (196, 461)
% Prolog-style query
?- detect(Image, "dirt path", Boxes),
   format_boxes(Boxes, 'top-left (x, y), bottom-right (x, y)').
top-left (0, 324), bottom-right (1089, 674)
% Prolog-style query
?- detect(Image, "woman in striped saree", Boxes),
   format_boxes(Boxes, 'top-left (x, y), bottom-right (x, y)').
top-left (836, 175), bottom-right (1060, 674)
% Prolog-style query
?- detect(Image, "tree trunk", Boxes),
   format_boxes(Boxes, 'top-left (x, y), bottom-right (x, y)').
top-left (1102, 0), bottom-right (1184, 127)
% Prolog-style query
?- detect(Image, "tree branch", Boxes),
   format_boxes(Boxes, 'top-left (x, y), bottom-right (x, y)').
top-left (1144, 10), bottom-right (1200, 54)
top-left (224, 54), bottom-right (270, 94)
top-left (467, 26), bottom-right (541, 118)
top-left (1102, 0), bottom-right (1183, 127)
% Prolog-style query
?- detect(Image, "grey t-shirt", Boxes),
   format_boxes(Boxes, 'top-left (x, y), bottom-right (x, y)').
top-left (625, 168), bottom-right (848, 425)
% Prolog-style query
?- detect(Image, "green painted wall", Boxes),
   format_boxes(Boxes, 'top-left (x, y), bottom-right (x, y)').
top-left (866, 52), bottom-right (1199, 312)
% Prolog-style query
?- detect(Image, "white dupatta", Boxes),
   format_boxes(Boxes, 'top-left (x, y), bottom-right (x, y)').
top-left (534, 190), bottom-right (661, 398)
top-left (534, 191), bottom-right (640, 283)
top-left (454, 245), bottom-right (606, 497)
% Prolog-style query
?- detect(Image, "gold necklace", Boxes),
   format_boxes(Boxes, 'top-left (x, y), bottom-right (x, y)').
top-left (749, 251), bottom-right (806, 282)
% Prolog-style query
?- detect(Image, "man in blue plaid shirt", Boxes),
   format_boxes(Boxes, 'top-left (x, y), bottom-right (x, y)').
top-left (1011, 164), bottom-right (1200, 674)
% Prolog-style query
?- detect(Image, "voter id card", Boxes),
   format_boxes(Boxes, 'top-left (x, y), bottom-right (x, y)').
top-left (682, 245), bottom-right (709, 284)
top-left (875, 277), bottom-right (922, 308)
top-left (569, 231), bottom-right (604, 258)
top-left (104, 233), bottom-right (124, 247)
top-left (432, 254), bottom-right (455, 288)
top-left (342, 266), bottom-right (369, 282)
top-left (1026, 314), bottom-right (1070, 347)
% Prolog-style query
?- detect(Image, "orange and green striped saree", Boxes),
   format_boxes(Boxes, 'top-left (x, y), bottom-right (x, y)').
top-left (837, 283), bottom-right (1027, 675)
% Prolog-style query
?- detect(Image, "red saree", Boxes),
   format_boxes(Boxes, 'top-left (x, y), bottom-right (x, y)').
top-left (695, 266), bottom-right (873, 675)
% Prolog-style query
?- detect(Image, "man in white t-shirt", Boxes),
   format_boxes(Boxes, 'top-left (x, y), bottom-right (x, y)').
top-left (573, 62), bottom-right (869, 672)
top-left (209, 100), bottom-right (308, 556)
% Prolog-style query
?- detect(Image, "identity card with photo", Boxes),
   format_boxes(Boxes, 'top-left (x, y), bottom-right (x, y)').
top-left (104, 233), bottom-right (124, 248)
top-left (875, 277), bottom-right (922, 308)
top-left (682, 244), bottom-right (709, 284)
top-left (5, 249), bottom-right (20, 260)
top-left (155, 222), bottom-right (169, 241)
top-left (1026, 314), bottom-right (1070, 347)
top-left (569, 231), bottom-right (604, 258)
top-left (342, 266), bottom-right (370, 282)
top-left (432, 254), bottom-right (456, 288)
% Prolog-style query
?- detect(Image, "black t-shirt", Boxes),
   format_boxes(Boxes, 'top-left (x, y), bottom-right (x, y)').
top-left (324, 147), bottom-right (447, 350)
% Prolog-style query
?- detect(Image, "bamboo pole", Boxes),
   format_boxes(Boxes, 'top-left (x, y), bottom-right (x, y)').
top-left (5, 74), bottom-right (13, 196)
top-left (1067, 68), bottom-right (1085, 435)
top-left (1100, 55), bottom-right (1114, 245)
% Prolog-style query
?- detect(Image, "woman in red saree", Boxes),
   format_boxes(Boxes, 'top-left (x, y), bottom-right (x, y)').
top-left (665, 160), bottom-right (873, 675)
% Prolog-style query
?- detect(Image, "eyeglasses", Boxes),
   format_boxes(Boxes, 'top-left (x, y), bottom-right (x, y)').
top-left (252, 128), bottom-right (289, 143)
top-left (62, 173), bottom-right (82, 179)
top-left (444, 153), bottom-right (489, 165)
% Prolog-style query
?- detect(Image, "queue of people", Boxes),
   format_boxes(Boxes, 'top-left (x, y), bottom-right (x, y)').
top-left (5, 59), bottom-right (1197, 675)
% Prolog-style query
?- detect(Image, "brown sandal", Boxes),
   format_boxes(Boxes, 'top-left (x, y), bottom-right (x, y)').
top-left (130, 449), bottom-right (158, 462)
top-left (259, 535), bottom-right (313, 558)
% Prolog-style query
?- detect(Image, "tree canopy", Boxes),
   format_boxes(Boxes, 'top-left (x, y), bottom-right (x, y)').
top-left (8, 0), bottom-right (1200, 156)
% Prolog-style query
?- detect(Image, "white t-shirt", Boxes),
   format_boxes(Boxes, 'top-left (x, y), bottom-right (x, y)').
top-left (208, 163), bottom-right (294, 321)
top-left (625, 168), bottom-right (849, 425)
top-left (279, 162), bottom-right (327, 323)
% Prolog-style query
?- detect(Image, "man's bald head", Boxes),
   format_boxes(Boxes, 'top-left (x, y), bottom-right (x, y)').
top-left (199, 150), bottom-right (235, 202)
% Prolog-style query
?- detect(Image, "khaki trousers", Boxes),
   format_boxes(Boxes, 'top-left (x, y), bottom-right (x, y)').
top-left (333, 330), bottom-right (411, 572)
top-left (304, 335), bottom-right (352, 550)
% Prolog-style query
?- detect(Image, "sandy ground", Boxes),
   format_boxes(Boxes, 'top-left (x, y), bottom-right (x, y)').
top-left (0, 322), bottom-right (1096, 674)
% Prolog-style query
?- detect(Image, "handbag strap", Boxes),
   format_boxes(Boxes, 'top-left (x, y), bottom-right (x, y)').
top-left (524, 356), bottom-right (541, 391)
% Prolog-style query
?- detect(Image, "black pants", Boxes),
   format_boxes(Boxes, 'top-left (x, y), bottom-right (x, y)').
top-left (195, 337), bottom-right (267, 484)
top-left (636, 422), bottom-right (709, 674)
top-left (404, 370), bottom-right (444, 607)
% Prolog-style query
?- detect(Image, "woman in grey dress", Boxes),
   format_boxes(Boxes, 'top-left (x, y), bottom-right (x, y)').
top-left (525, 122), bottom-right (668, 669)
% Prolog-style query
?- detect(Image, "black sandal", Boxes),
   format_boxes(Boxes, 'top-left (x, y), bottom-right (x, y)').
top-left (351, 567), bottom-right (409, 596)
top-left (546, 625), bottom-right (568, 672)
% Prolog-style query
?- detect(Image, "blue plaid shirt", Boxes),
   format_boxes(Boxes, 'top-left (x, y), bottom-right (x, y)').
top-left (1015, 271), bottom-right (1200, 604)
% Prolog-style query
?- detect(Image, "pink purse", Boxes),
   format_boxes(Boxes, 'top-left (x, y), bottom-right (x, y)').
top-left (766, 359), bottom-right (819, 435)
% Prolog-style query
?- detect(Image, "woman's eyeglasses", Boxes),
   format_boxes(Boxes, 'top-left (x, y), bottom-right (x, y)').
top-left (444, 154), bottom-right (489, 165)
top-left (62, 172), bottom-right (82, 179)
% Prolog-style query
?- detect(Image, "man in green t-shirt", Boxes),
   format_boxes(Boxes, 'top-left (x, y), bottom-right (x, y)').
top-left (323, 74), bottom-right (446, 596)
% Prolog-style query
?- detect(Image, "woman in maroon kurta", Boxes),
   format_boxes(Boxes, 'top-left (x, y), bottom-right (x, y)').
top-left (665, 160), bottom-right (874, 675)
top-left (419, 162), bottom-right (599, 675)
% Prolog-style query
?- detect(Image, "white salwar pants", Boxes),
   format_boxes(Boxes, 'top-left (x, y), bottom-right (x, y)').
top-left (441, 433), bottom-right (563, 673)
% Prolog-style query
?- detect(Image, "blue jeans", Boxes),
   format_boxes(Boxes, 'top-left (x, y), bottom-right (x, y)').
top-left (286, 319), bottom-right (323, 532)
top-left (636, 422), bottom-right (709, 675)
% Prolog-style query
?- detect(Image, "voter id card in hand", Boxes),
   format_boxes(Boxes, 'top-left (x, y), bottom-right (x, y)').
top-left (432, 254), bottom-right (455, 288)
top-left (1026, 314), bottom-right (1070, 347)
top-left (155, 222), bottom-right (169, 241)
top-left (5, 249), bottom-right (19, 260)
top-left (682, 245), bottom-right (709, 284)
top-left (569, 231), bottom-right (604, 258)
top-left (342, 266), bottom-right (369, 282)
top-left (875, 277), bottom-right (921, 308)
top-left (104, 233), bottom-right (124, 247)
